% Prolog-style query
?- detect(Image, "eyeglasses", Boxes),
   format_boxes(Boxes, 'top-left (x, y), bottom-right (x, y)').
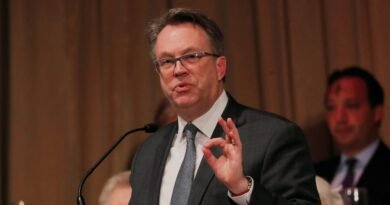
top-left (154, 51), bottom-right (220, 72)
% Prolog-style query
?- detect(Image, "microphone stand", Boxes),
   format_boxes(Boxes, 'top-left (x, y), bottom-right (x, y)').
top-left (76, 124), bottom-right (157, 205)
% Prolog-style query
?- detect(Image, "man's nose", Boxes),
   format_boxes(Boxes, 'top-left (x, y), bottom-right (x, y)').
top-left (335, 107), bottom-right (347, 123)
top-left (173, 59), bottom-right (187, 77)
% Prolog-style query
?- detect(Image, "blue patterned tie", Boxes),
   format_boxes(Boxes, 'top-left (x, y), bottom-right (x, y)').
top-left (171, 123), bottom-right (198, 205)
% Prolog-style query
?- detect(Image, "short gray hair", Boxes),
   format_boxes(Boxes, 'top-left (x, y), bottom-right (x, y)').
top-left (147, 8), bottom-right (224, 61)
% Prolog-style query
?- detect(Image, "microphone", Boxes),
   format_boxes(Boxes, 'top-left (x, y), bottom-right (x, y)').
top-left (76, 123), bottom-right (158, 205)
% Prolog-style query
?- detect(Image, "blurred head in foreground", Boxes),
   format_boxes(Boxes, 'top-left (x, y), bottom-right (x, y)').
top-left (99, 171), bottom-right (132, 205)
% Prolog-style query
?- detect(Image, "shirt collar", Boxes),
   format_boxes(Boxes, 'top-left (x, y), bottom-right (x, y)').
top-left (177, 90), bottom-right (228, 138)
top-left (341, 139), bottom-right (379, 168)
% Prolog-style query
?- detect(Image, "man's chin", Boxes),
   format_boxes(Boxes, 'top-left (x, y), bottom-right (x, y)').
top-left (172, 97), bottom-right (196, 108)
top-left (335, 137), bottom-right (356, 149)
top-left (174, 101), bottom-right (194, 109)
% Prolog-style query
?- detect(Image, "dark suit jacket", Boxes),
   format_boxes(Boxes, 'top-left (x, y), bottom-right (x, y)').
top-left (130, 96), bottom-right (320, 205)
top-left (315, 141), bottom-right (390, 205)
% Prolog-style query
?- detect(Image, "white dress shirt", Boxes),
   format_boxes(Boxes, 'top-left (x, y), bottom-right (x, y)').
top-left (159, 91), bottom-right (252, 205)
top-left (330, 139), bottom-right (379, 188)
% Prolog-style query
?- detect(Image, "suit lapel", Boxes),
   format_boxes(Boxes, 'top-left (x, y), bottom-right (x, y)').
top-left (150, 124), bottom-right (178, 205)
top-left (356, 141), bottom-right (386, 187)
top-left (188, 95), bottom-right (244, 205)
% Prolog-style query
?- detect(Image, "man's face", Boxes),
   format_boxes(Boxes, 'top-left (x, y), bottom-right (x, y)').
top-left (154, 23), bottom-right (226, 120)
top-left (325, 77), bottom-right (382, 154)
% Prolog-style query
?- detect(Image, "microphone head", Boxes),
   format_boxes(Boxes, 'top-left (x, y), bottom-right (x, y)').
top-left (144, 123), bottom-right (159, 133)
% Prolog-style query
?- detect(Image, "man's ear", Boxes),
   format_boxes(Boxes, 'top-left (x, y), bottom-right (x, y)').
top-left (374, 104), bottom-right (384, 125)
top-left (216, 56), bottom-right (226, 81)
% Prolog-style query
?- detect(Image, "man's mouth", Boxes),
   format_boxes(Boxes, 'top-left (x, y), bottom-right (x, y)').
top-left (174, 83), bottom-right (191, 92)
top-left (334, 126), bottom-right (352, 134)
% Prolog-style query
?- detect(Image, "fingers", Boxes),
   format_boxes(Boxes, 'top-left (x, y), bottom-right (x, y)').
top-left (203, 138), bottom-right (225, 165)
top-left (204, 137), bottom-right (226, 149)
top-left (203, 147), bottom-right (216, 165)
top-left (203, 117), bottom-right (241, 166)
top-left (218, 117), bottom-right (241, 147)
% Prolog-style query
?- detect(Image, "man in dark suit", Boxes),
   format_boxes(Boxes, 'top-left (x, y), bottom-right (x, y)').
top-left (130, 8), bottom-right (319, 205)
top-left (315, 67), bottom-right (390, 205)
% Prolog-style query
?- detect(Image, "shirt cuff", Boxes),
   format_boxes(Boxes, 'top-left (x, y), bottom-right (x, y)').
top-left (227, 176), bottom-right (254, 205)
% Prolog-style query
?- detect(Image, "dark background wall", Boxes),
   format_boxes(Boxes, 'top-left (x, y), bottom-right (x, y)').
top-left (1, 0), bottom-right (9, 204)
top-left (2, 0), bottom-right (390, 205)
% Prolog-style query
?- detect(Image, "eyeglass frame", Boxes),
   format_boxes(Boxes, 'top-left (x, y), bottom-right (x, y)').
top-left (154, 51), bottom-right (221, 72)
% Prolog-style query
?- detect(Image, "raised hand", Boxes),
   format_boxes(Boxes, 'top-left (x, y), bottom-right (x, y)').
top-left (203, 117), bottom-right (249, 195)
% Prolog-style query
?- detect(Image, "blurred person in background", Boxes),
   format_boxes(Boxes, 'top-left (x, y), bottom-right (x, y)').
top-left (102, 98), bottom-right (178, 205)
top-left (99, 171), bottom-right (131, 205)
top-left (154, 98), bottom-right (177, 127)
top-left (315, 66), bottom-right (390, 205)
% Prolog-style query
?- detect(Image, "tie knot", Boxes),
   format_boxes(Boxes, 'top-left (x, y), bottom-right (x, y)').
top-left (183, 123), bottom-right (198, 140)
top-left (345, 158), bottom-right (357, 168)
